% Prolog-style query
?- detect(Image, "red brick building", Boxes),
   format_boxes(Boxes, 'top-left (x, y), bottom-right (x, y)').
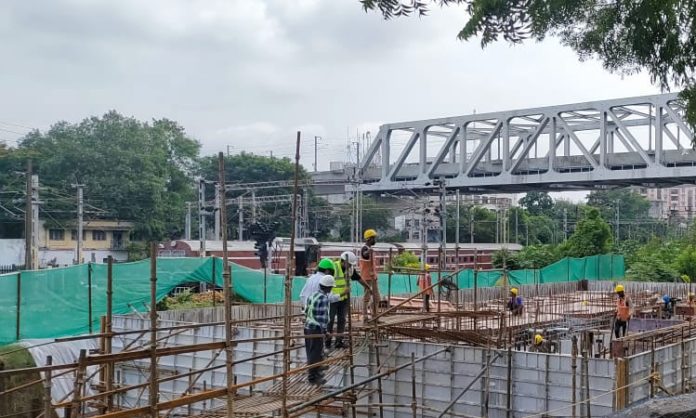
top-left (159, 240), bottom-right (521, 275)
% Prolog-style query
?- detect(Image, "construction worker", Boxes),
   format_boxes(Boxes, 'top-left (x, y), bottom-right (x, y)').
top-left (300, 258), bottom-right (338, 308)
top-left (359, 229), bottom-right (380, 318)
top-left (326, 251), bottom-right (358, 349)
top-left (530, 334), bottom-right (555, 353)
top-left (507, 288), bottom-right (524, 316)
top-left (614, 284), bottom-right (632, 338)
top-left (304, 275), bottom-right (335, 385)
top-left (417, 264), bottom-right (433, 312)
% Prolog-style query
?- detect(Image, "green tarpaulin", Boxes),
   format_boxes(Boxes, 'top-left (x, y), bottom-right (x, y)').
top-left (0, 254), bottom-right (624, 344)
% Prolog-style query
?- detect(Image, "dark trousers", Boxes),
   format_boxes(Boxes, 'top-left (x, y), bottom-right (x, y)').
top-left (423, 295), bottom-right (431, 312)
top-left (614, 319), bottom-right (628, 338)
top-left (327, 299), bottom-right (348, 347)
top-left (304, 325), bottom-right (324, 381)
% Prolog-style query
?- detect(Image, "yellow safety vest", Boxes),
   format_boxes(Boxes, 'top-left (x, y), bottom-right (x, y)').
top-left (331, 260), bottom-right (348, 301)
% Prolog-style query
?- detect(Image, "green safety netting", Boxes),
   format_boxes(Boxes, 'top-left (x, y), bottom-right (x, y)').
top-left (0, 254), bottom-right (624, 344)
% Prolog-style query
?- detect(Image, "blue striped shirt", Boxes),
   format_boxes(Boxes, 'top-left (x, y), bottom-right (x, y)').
top-left (305, 290), bottom-right (330, 330)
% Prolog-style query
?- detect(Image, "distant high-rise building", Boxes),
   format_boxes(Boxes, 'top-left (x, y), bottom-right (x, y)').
top-left (634, 185), bottom-right (696, 220)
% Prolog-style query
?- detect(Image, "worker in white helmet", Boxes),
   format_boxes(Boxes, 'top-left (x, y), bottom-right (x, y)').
top-left (326, 251), bottom-right (358, 349)
top-left (304, 275), bottom-right (336, 385)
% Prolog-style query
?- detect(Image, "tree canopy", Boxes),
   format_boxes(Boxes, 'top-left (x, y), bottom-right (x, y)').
top-left (361, 0), bottom-right (696, 130)
top-left (562, 206), bottom-right (613, 257)
top-left (16, 111), bottom-right (200, 241)
top-left (519, 191), bottom-right (553, 216)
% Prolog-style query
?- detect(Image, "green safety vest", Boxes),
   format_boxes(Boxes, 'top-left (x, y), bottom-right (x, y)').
top-left (331, 260), bottom-right (348, 301)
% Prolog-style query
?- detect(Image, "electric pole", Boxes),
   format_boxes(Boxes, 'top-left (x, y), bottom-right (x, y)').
top-left (214, 183), bottom-right (221, 241)
top-left (238, 195), bottom-right (244, 241)
top-left (185, 202), bottom-right (192, 240)
top-left (302, 189), bottom-right (309, 238)
top-left (615, 199), bottom-right (620, 243)
top-left (563, 208), bottom-right (568, 241)
top-left (251, 189), bottom-right (257, 224)
top-left (455, 190), bottom-right (460, 244)
top-left (198, 178), bottom-right (207, 257)
top-left (313, 136), bottom-right (321, 172)
top-left (24, 161), bottom-right (33, 270)
top-left (72, 183), bottom-right (84, 264)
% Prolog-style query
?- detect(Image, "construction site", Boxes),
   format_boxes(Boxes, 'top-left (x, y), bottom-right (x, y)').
top-left (1, 150), bottom-right (696, 418)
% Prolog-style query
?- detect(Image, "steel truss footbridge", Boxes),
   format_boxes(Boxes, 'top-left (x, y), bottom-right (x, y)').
top-left (355, 93), bottom-right (696, 193)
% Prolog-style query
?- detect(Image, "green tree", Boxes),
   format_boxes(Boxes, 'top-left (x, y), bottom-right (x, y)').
top-left (337, 196), bottom-right (393, 241)
top-left (0, 144), bottom-right (27, 237)
top-left (587, 189), bottom-right (650, 221)
top-left (361, 1), bottom-right (696, 130)
top-left (675, 245), bottom-right (696, 281)
top-left (516, 244), bottom-right (561, 269)
top-left (199, 152), bottom-right (305, 238)
top-left (17, 112), bottom-right (200, 240)
top-left (562, 207), bottom-right (613, 257)
top-left (492, 248), bottom-right (520, 270)
top-left (519, 191), bottom-right (554, 217)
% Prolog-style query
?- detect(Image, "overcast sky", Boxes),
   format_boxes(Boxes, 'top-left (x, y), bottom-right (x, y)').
top-left (0, 0), bottom-right (659, 199)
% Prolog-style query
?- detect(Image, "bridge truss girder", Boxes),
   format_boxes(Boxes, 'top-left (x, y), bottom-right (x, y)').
top-left (358, 93), bottom-right (696, 193)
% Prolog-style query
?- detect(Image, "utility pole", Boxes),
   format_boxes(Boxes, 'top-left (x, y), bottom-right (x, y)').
top-left (515, 209), bottom-right (519, 244)
top-left (214, 183), bottom-right (221, 241)
top-left (455, 190), bottom-right (460, 244)
top-left (72, 184), bottom-right (84, 264)
top-left (185, 202), bottom-right (192, 240)
top-left (32, 173), bottom-right (39, 269)
top-left (313, 136), bottom-right (321, 172)
top-left (615, 199), bottom-right (620, 243)
top-left (563, 208), bottom-right (568, 241)
top-left (495, 210), bottom-right (500, 244)
top-left (251, 189), bottom-right (257, 224)
top-left (238, 195), bottom-right (244, 241)
top-left (302, 189), bottom-right (309, 238)
top-left (470, 209), bottom-right (474, 244)
top-left (24, 160), bottom-right (32, 270)
top-left (197, 178), bottom-right (206, 257)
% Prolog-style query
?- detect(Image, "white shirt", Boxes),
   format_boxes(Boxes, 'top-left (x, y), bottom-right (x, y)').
top-left (300, 272), bottom-right (340, 307)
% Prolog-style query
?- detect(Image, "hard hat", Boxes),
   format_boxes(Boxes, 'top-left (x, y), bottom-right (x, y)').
top-left (689, 292), bottom-right (695, 298)
top-left (425, 264), bottom-right (431, 271)
top-left (615, 284), bottom-right (624, 293)
top-left (340, 251), bottom-right (358, 266)
top-left (363, 229), bottom-right (377, 240)
top-left (534, 334), bottom-right (543, 345)
top-left (510, 288), bottom-right (518, 295)
top-left (318, 258), bottom-right (335, 270)
top-left (319, 275), bottom-right (336, 287)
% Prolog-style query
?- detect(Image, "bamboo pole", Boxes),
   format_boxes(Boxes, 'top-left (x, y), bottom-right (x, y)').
top-left (70, 349), bottom-right (87, 418)
top-left (106, 255), bottom-right (114, 412)
top-left (149, 242), bottom-right (158, 417)
top-left (410, 352), bottom-right (417, 418)
top-left (43, 356), bottom-right (53, 418)
top-left (15, 272), bottom-right (21, 341)
top-left (88, 263), bottom-right (93, 333)
top-left (219, 151), bottom-right (235, 417)
top-left (345, 259), bottom-right (358, 418)
top-left (282, 132), bottom-right (301, 418)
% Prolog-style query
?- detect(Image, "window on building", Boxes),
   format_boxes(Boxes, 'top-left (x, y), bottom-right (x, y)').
top-left (49, 229), bottom-right (65, 241)
top-left (92, 230), bottom-right (106, 241)
top-left (412, 231), bottom-right (420, 240)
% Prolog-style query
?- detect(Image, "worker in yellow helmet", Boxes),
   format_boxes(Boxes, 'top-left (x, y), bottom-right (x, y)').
top-left (507, 287), bottom-right (524, 316)
top-left (359, 229), bottom-right (380, 319)
top-left (530, 334), bottom-right (555, 353)
top-left (417, 264), bottom-right (434, 312)
top-left (614, 284), bottom-right (632, 338)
